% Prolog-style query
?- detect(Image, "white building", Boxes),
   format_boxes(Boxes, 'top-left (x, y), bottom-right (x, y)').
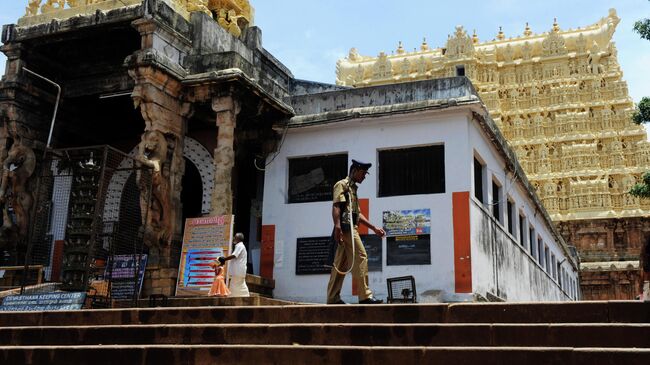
top-left (262, 77), bottom-right (580, 303)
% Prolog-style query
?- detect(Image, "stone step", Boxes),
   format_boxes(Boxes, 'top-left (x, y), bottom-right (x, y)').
top-left (1, 301), bottom-right (648, 327)
top-left (2, 323), bottom-right (650, 348)
top-left (1, 345), bottom-right (650, 365)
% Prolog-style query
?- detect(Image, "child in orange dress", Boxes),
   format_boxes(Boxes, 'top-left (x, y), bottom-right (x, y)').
top-left (208, 257), bottom-right (230, 297)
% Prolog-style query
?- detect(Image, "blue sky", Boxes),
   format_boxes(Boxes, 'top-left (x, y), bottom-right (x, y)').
top-left (1, 0), bottom-right (649, 103)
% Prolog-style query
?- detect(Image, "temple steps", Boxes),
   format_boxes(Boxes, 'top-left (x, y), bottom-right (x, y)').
top-left (1, 345), bottom-right (649, 364)
top-left (1, 301), bottom-right (650, 364)
top-left (1, 323), bottom-right (650, 348)
top-left (1, 301), bottom-right (648, 327)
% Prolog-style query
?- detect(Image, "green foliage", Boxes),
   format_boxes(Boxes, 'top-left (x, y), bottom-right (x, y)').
top-left (630, 172), bottom-right (650, 199)
top-left (634, 18), bottom-right (650, 41)
top-left (633, 97), bottom-right (650, 124)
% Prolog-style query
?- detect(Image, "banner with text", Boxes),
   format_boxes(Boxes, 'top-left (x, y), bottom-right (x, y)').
top-left (175, 215), bottom-right (234, 296)
top-left (382, 209), bottom-right (431, 237)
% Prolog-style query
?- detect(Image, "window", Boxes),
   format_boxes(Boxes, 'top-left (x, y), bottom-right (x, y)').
top-left (288, 153), bottom-right (348, 203)
top-left (518, 213), bottom-right (526, 247)
top-left (473, 157), bottom-right (485, 203)
top-left (544, 245), bottom-right (550, 273)
top-left (378, 145), bottom-right (445, 197)
top-left (529, 227), bottom-right (536, 259)
top-left (538, 238), bottom-right (544, 266)
top-left (456, 65), bottom-right (466, 77)
top-left (507, 199), bottom-right (515, 236)
top-left (551, 254), bottom-right (557, 280)
top-left (492, 179), bottom-right (502, 223)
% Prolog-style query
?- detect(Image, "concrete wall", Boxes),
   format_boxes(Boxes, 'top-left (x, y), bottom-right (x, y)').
top-left (262, 104), bottom-right (578, 303)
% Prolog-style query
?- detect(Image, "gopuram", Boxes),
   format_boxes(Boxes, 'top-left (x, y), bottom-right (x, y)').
top-left (0, 0), bottom-right (292, 296)
top-left (336, 9), bottom-right (650, 300)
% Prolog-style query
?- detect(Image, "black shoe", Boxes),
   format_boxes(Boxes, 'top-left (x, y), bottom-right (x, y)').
top-left (359, 298), bottom-right (383, 304)
top-left (328, 299), bottom-right (347, 305)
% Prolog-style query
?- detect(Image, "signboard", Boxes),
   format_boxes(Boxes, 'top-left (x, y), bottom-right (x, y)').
top-left (382, 209), bottom-right (431, 237)
top-left (296, 234), bottom-right (383, 275)
top-left (0, 292), bottom-right (86, 311)
top-left (176, 215), bottom-right (234, 296)
top-left (296, 236), bottom-right (332, 275)
top-left (387, 234), bottom-right (431, 266)
top-left (106, 255), bottom-right (147, 300)
top-left (362, 235), bottom-right (383, 272)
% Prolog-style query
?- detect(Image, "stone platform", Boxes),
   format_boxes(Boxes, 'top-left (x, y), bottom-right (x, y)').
top-left (1, 301), bottom-right (650, 364)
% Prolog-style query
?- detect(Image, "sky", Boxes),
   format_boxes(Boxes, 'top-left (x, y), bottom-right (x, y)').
top-left (0, 0), bottom-right (649, 104)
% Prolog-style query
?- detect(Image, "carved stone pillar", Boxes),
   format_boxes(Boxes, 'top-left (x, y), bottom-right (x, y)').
top-left (1, 43), bottom-right (26, 83)
top-left (211, 95), bottom-right (240, 216)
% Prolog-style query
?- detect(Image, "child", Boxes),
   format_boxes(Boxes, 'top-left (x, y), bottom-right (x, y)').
top-left (208, 257), bottom-right (230, 297)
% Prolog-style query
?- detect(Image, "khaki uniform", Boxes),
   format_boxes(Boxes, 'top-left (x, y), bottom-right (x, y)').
top-left (326, 177), bottom-right (372, 303)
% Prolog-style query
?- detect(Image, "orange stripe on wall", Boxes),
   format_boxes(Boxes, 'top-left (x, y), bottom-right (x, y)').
top-left (260, 225), bottom-right (275, 279)
top-left (358, 199), bottom-right (369, 235)
top-left (352, 199), bottom-right (370, 296)
top-left (452, 192), bottom-right (472, 293)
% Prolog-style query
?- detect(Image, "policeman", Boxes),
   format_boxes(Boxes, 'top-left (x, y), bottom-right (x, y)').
top-left (327, 159), bottom-right (385, 304)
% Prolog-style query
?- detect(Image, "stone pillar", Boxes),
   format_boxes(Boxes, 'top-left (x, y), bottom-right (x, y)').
top-left (1, 43), bottom-right (26, 82)
top-left (211, 95), bottom-right (240, 216)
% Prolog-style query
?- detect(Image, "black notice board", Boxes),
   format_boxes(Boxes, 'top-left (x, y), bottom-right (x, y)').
top-left (362, 235), bottom-right (383, 272)
top-left (0, 292), bottom-right (86, 311)
top-left (387, 234), bottom-right (431, 266)
top-left (296, 236), bottom-right (333, 275)
top-left (106, 255), bottom-right (147, 300)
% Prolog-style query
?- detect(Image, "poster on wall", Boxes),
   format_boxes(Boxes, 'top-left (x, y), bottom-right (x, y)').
top-left (382, 209), bottom-right (431, 237)
top-left (383, 209), bottom-right (431, 266)
top-left (175, 215), bottom-right (234, 296)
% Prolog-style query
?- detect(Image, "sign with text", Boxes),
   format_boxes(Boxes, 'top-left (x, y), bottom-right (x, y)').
top-left (296, 236), bottom-right (332, 275)
top-left (106, 255), bottom-right (147, 300)
top-left (386, 234), bottom-right (431, 266)
top-left (382, 209), bottom-right (431, 237)
top-left (0, 292), bottom-right (86, 311)
top-left (176, 215), bottom-right (234, 296)
top-left (362, 235), bottom-right (383, 272)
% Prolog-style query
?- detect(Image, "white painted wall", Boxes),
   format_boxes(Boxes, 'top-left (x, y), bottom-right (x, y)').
top-left (262, 106), bottom-right (578, 303)
top-left (468, 116), bottom-right (579, 301)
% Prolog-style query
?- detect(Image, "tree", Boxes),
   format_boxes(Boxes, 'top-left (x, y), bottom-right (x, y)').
top-left (633, 97), bottom-right (650, 125)
top-left (634, 17), bottom-right (650, 41)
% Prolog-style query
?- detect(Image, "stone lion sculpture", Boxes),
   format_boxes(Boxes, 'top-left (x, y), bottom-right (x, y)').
top-left (0, 138), bottom-right (36, 240)
top-left (136, 130), bottom-right (173, 248)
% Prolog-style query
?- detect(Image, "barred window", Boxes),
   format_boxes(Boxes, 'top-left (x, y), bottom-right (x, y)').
top-left (378, 145), bottom-right (445, 197)
top-left (288, 154), bottom-right (348, 203)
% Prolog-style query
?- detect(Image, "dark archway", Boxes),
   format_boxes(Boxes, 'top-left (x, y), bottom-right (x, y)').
top-left (181, 158), bottom-right (203, 225)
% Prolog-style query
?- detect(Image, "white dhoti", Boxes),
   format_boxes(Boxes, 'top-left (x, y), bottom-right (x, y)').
top-left (229, 276), bottom-right (250, 297)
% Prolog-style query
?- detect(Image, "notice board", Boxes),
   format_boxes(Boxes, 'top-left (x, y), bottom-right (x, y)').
top-left (296, 236), bottom-right (332, 275)
top-left (386, 235), bottom-right (431, 266)
top-left (175, 215), bottom-right (234, 296)
top-left (106, 254), bottom-right (147, 300)
top-left (0, 292), bottom-right (86, 311)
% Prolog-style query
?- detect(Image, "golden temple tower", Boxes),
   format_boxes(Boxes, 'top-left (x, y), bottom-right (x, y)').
top-left (336, 9), bottom-right (649, 300)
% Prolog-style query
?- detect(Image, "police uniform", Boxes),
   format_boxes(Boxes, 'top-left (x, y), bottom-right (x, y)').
top-left (326, 161), bottom-right (374, 304)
